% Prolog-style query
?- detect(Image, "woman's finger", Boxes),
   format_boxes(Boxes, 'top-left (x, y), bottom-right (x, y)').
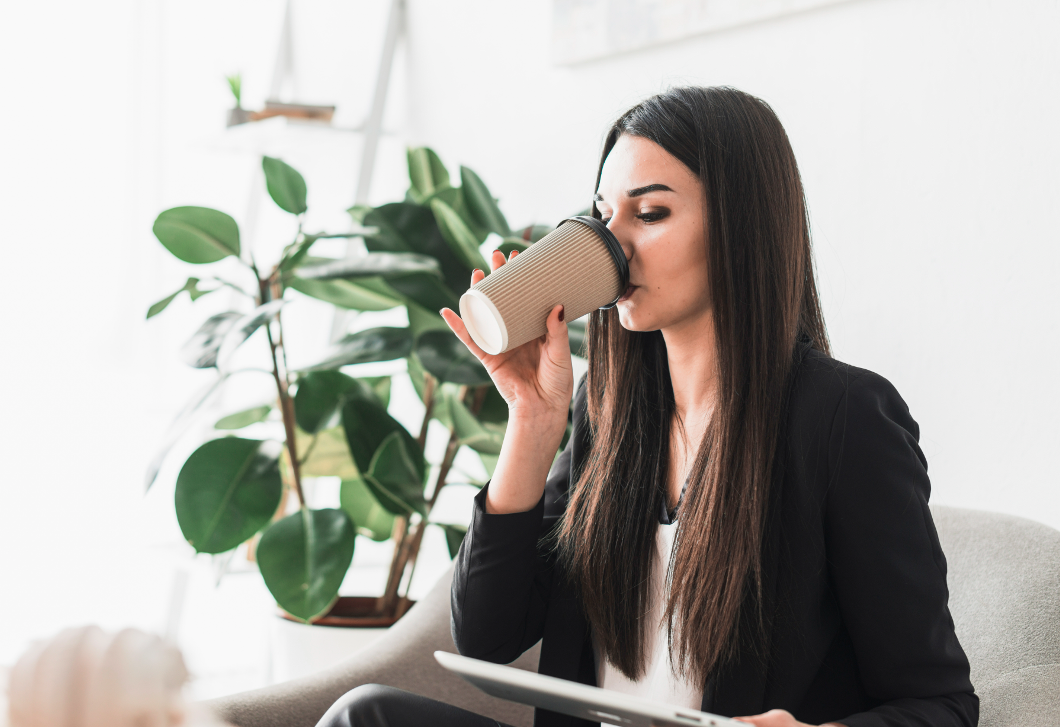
top-left (542, 304), bottom-right (570, 366)
top-left (440, 307), bottom-right (489, 361)
top-left (490, 249), bottom-right (506, 272)
top-left (732, 709), bottom-right (807, 727)
top-left (509, 249), bottom-right (519, 261)
top-left (470, 268), bottom-right (485, 287)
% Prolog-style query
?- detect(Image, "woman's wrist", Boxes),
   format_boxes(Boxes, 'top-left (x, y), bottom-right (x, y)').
top-left (484, 412), bottom-right (568, 514)
top-left (507, 400), bottom-right (570, 429)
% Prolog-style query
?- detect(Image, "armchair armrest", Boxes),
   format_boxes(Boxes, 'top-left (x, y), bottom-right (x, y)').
top-left (206, 564), bottom-right (540, 727)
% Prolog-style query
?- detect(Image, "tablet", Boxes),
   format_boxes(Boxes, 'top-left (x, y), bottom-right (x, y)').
top-left (434, 651), bottom-right (744, 727)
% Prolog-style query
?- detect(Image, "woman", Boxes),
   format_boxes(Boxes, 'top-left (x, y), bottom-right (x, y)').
top-left (318, 86), bottom-right (978, 727)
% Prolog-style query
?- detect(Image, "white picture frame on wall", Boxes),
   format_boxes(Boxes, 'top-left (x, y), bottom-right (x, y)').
top-left (552, 0), bottom-right (855, 64)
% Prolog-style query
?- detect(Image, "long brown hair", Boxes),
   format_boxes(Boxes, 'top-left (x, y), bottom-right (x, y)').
top-left (555, 87), bottom-right (829, 685)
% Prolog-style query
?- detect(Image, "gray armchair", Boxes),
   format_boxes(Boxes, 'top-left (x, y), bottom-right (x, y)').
top-left (209, 506), bottom-right (1060, 727)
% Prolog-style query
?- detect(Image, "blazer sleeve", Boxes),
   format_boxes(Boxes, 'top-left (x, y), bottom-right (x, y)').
top-left (825, 371), bottom-right (978, 727)
top-left (449, 383), bottom-right (584, 664)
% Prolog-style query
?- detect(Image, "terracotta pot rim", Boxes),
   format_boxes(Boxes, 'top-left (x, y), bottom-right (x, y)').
top-left (278, 595), bottom-right (414, 628)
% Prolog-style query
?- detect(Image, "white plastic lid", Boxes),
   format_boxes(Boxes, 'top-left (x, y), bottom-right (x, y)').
top-left (459, 288), bottom-right (508, 355)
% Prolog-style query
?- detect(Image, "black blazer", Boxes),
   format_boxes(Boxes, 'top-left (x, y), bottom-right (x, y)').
top-left (451, 344), bottom-right (978, 727)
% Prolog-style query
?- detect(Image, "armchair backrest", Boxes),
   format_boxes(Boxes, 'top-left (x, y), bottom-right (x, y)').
top-left (932, 505), bottom-right (1060, 727)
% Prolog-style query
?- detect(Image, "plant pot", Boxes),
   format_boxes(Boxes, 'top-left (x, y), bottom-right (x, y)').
top-left (269, 596), bottom-right (413, 683)
top-left (227, 107), bottom-right (250, 127)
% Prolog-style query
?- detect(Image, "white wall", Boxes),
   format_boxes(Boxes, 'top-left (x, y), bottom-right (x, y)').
top-left (401, 0), bottom-right (1060, 529)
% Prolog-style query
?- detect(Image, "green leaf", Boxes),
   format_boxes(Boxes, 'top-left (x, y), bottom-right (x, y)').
top-left (297, 253), bottom-right (441, 280)
top-left (340, 477), bottom-right (395, 541)
top-left (407, 147), bottom-right (451, 202)
top-left (477, 385), bottom-right (508, 424)
top-left (297, 426), bottom-right (359, 479)
top-left (512, 224), bottom-right (553, 243)
top-left (262, 156), bottom-right (308, 215)
top-left (174, 438), bottom-right (283, 554)
top-left (289, 255), bottom-right (340, 270)
top-left (180, 311), bottom-right (243, 368)
top-left (437, 523), bottom-right (468, 558)
top-left (496, 239), bottom-right (528, 258)
top-left (361, 376), bottom-right (392, 408)
top-left (214, 405), bottom-right (272, 430)
top-left (302, 327), bottom-right (413, 372)
top-left (295, 370), bottom-right (365, 433)
top-left (257, 508), bottom-right (356, 622)
top-left (226, 73), bottom-right (242, 106)
top-left (460, 166), bottom-right (510, 237)
top-left (145, 373), bottom-right (230, 491)
top-left (415, 329), bottom-right (491, 385)
top-left (153, 207), bottom-right (241, 264)
top-left (216, 300), bottom-right (286, 369)
top-left (286, 276), bottom-right (404, 311)
top-left (147, 277), bottom-right (209, 319)
top-left (446, 388), bottom-right (504, 454)
top-left (148, 292), bottom-right (182, 319)
top-left (362, 203), bottom-right (472, 295)
top-left (479, 453), bottom-right (498, 479)
top-left (387, 272), bottom-right (460, 311)
top-left (278, 235), bottom-right (320, 272)
top-left (364, 431), bottom-right (428, 516)
top-left (430, 382), bottom-right (458, 430)
top-left (423, 186), bottom-right (488, 243)
top-left (430, 199), bottom-right (489, 272)
top-left (407, 301), bottom-right (450, 340)
top-left (568, 317), bottom-right (588, 358)
top-left (406, 351), bottom-right (429, 402)
top-left (347, 204), bottom-right (372, 224)
top-left (341, 388), bottom-right (424, 481)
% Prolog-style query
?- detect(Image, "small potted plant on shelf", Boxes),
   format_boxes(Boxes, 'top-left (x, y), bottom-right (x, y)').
top-left (225, 73), bottom-right (249, 127)
top-left (146, 147), bottom-right (582, 628)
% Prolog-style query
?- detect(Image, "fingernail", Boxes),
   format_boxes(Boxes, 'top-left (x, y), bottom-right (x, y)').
top-left (559, 307), bottom-right (565, 322)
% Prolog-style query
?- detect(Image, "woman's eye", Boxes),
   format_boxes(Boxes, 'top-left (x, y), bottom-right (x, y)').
top-left (637, 210), bottom-right (668, 223)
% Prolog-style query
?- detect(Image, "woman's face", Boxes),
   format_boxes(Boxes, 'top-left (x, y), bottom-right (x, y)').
top-left (594, 134), bottom-right (710, 334)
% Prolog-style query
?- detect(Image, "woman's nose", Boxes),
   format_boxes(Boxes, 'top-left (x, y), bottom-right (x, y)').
top-left (605, 216), bottom-right (635, 263)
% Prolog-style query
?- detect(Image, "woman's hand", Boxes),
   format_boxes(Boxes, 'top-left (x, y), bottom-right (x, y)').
top-left (440, 248), bottom-right (575, 514)
top-left (440, 248), bottom-right (574, 422)
top-left (733, 710), bottom-right (844, 727)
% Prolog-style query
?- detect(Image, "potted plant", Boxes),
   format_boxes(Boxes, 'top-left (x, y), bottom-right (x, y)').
top-left (225, 73), bottom-right (249, 127)
top-left (146, 148), bottom-right (580, 633)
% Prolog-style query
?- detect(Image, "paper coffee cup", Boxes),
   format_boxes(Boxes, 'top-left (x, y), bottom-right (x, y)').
top-left (459, 216), bottom-right (629, 355)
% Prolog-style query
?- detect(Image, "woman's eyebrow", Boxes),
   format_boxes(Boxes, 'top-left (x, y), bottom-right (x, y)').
top-left (592, 183), bottom-right (674, 203)
top-left (626, 183), bottom-right (673, 198)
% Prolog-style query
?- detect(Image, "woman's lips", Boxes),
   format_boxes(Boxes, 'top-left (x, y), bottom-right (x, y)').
top-left (618, 284), bottom-right (637, 302)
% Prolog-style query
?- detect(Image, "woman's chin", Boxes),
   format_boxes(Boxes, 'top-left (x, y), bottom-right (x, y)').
top-left (616, 304), bottom-right (652, 332)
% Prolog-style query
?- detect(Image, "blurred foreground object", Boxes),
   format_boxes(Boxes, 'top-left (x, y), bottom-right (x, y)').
top-left (5, 626), bottom-right (229, 727)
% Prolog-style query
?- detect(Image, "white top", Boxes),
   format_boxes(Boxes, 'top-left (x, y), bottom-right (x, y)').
top-left (592, 521), bottom-right (703, 724)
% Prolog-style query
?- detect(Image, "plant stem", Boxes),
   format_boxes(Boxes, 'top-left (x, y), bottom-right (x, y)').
top-left (394, 430), bottom-right (460, 607)
top-left (377, 516), bottom-right (408, 614)
top-left (415, 375), bottom-right (436, 451)
top-left (377, 382), bottom-right (464, 617)
top-left (270, 273), bottom-right (293, 388)
top-left (391, 383), bottom-right (477, 607)
top-left (260, 272), bottom-right (305, 508)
